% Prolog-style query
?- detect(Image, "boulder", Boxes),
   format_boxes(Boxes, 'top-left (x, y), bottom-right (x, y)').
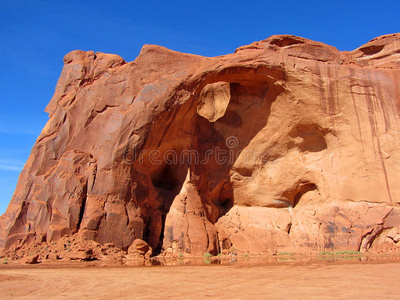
top-left (67, 249), bottom-right (93, 261)
top-left (128, 239), bottom-right (152, 258)
top-left (22, 254), bottom-right (39, 264)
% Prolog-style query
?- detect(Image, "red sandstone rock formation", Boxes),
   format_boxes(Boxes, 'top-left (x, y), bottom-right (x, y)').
top-left (1, 34), bottom-right (400, 258)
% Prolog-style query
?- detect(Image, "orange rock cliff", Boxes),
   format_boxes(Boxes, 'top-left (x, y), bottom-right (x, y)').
top-left (1, 34), bottom-right (400, 257)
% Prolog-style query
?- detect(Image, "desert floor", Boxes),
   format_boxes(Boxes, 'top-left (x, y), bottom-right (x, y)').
top-left (0, 258), bottom-right (399, 299)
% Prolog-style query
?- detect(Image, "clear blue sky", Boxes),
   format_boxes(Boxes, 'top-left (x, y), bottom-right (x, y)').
top-left (0, 0), bottom-right (399, 215)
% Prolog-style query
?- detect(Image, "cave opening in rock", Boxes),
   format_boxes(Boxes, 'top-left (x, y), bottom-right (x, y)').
top-left (76, 191), bottom-right (87, 232)
top-left (148, 162), bottom-right (188, 255)
top-left (192, 73), bottom-right (285, 224)
top-left (142, 215), bottom-right (151, 244)
top-left (151, 164), bottom-right (180, 191)
top-left (130, 94), bottom-right (197, 255)
top-left (134, 68), bottom-right (286, 255)
top-left (216, 181), bottom-right (234, 218)
top-left (293, 183), bottom-right (317, 208)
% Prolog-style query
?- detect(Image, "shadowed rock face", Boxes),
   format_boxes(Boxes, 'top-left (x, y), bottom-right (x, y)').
top-left (1, 34), bottom-right (400, 256)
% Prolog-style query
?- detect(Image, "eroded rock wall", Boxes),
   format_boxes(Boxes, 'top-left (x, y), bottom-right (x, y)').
top-left (1, 34), bottom-right (400, 256)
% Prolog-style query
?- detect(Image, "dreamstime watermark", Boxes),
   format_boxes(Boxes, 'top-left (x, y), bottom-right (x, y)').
top-left (123, 136), bottom-right (271, 166)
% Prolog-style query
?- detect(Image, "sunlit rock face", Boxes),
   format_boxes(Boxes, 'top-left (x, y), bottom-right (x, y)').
top-left (1, 33), bottom-right (400, 256)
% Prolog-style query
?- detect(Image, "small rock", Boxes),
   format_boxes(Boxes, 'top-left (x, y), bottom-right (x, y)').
top-left (67, 249), bottom-right (93, 261)
top-left (47, 253), bottom-right (59, 260)
top-left (128, 239), bottom-right (152, 258)
top-left (22, 254), bottom-right (39, 264)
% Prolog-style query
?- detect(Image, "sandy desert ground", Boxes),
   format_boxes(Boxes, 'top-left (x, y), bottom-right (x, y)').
top-left (0, 258), bottom-right (399, 299)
